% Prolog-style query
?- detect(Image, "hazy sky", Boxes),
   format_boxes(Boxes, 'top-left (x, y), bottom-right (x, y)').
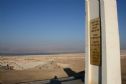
top-left (0, 0), bottom-right (126, 54)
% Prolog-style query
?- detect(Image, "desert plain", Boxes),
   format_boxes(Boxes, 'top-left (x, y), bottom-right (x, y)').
top-left (0, 52), bottom-right (126, 84)
top-left (0, 53), bottom-right (84, 84)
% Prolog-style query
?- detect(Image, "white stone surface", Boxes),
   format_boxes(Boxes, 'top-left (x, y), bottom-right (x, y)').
top-left (85, 0), bottom-right (121, 84)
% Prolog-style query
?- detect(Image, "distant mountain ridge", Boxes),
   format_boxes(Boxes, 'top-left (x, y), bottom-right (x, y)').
top-left (0, 52), bottom-right (84, 56)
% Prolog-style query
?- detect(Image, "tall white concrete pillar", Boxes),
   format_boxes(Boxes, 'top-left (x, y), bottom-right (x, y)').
top-left (85, 0), bottom-right (121, 84)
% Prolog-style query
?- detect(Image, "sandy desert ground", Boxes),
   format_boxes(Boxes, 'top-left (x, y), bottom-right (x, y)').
top-left (0, 53), bottom-right (84, 84)
top-left (121, 56), bottom-right (126, 84)
top-left (0, 52), bottom-right (126, 84)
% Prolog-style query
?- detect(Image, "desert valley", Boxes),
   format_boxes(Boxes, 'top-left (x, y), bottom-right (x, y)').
top-left (0, 53), bottom-right (84, 84)
top-left (0, 52), bottom-right (126, 84)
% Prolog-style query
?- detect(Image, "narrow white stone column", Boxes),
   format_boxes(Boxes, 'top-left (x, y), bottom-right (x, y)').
top-left (85, 0), bottom-right (121, 84)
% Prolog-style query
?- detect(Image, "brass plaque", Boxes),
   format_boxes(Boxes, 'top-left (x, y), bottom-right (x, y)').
top-left (90, 18), bottom-right (101, 66)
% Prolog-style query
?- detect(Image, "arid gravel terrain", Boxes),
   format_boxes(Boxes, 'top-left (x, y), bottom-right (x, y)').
top-left (0, 52), bottom-right (126, 84)
top-left (0, 53), bottom-right (84, 84)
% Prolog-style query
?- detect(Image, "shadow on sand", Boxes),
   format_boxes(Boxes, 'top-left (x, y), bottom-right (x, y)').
top-left (16, 68), bottom-right (85, 84)
top-left (45, 68), bottom-right (85, 84)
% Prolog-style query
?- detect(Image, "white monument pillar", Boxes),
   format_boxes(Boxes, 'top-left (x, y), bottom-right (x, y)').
top-left (85, 0), bottom-right (121, 84)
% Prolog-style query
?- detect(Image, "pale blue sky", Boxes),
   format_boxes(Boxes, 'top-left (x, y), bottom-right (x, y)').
top-left (0, 0), bottom-right (125, 54)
